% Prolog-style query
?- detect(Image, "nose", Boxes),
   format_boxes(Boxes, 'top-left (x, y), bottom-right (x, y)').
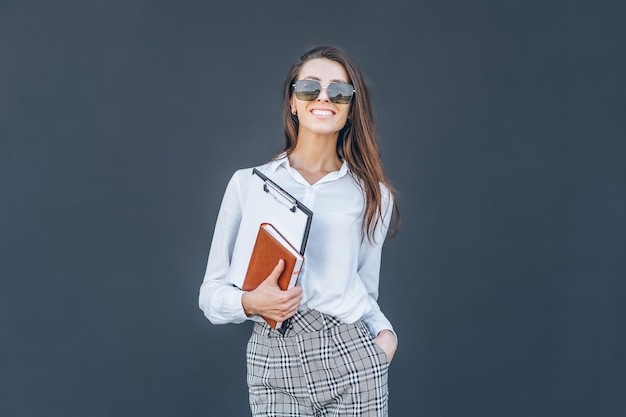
top-left (316, 86), bottom-right (331, 102)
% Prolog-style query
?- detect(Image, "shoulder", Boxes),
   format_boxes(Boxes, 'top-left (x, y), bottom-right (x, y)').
top-left (226, 158), bottom-right (280, 192)
top-left (348, 173), bottom-right (393, 204)
top-left (229, 166), bottom-right (254, 181)
top-left (226, 167), bottom-right (253, 190)
top-left (380, 182), bottom-right (393, 204)
top-left (379, 182), bottom-right (394, 218)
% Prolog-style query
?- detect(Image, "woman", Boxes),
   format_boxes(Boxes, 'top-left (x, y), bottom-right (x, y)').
top-left (199, 45), bottom-right (399, 416)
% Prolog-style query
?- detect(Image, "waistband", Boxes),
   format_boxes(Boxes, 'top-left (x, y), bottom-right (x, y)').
top-left (253, 310), bottom-right (345, 337)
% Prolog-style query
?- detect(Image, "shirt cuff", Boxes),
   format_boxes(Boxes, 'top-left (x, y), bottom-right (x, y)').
top-left (361, 311), bottom-right (398, 342)
top-left (218, 288), bottom-right (249, 324)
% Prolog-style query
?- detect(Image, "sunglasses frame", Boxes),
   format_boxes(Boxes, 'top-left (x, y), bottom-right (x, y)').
top-left (292, 79), bottom-right (356, 104)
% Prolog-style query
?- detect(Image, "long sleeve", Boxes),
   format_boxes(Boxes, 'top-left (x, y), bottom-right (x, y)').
top-left (198, 170), bottom-right (250, 324)
top-left (357, 185), bottom-right (396, 339)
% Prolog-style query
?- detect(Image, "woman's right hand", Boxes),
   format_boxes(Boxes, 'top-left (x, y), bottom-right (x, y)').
top-left (241, 260), bottom-right (303, 322)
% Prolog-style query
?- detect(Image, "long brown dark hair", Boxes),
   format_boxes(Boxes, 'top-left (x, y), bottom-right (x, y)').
top-left (278, 45), bottom-right (399, 241)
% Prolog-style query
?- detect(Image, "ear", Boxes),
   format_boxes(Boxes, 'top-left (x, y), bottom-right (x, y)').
top-left (290, 98), bottom-right (297, 115)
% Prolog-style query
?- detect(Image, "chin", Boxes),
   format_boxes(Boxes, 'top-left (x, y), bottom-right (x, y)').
top-left (302, 123), bottom-right (347, 136)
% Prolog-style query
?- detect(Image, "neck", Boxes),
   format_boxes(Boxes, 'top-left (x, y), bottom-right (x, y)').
top-left (288, 132), bottom-right (342, 183)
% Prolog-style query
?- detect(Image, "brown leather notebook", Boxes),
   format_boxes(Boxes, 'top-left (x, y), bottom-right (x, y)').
top-left (242, 223), bottom-right (304, 329)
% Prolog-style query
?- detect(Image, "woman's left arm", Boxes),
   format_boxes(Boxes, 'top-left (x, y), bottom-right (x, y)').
top-left (358, 186), bottom-right (398, 362)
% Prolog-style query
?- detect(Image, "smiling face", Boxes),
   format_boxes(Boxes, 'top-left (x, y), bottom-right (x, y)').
top-left (290, 58), bottom-right (352, 138)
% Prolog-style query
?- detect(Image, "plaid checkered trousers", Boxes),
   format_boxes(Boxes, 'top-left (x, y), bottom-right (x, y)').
top-left (246, 310), bottom-right (390, 416)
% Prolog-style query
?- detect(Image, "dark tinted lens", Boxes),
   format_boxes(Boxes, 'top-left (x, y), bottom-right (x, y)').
top-left (327, 82), bottom-right (354, 104)
top-left (293, 80), bottom-right (321, 101)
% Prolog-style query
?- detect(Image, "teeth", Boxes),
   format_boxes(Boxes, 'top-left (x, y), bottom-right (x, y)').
top-left (312, 110), bottom-right (333, 116)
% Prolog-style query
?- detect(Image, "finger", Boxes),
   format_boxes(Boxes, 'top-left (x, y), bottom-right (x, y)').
top-left (281, 287), bottom-right (302, 303)
top-left (262, 259), bottom-right (285, 286)
top-left (284, 297), bottom-right (302, 314)
top-left (283, 286), bottom-right (303, 299)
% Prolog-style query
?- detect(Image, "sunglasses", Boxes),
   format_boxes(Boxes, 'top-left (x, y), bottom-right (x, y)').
top-left (292, 79), bottom-right (355, 104)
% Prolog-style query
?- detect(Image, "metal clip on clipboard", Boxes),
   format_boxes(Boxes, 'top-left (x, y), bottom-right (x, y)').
top-left (263, 181), bottom-right (297, 212)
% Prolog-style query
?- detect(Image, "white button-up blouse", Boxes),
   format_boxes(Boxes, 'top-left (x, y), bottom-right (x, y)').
top-left (199, 155), bottom-right (395, 338)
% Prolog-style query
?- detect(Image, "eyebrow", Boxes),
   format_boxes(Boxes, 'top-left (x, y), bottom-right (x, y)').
top-left (300, 75), bottom-right (350, 84)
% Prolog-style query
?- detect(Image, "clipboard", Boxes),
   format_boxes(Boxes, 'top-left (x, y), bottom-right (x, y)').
top-left (226, 168), bottom-right (313, 289)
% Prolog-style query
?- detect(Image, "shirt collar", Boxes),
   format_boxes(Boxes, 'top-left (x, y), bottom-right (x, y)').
top-left (268, 153), bottom-right (350, 181)
top-left (267, 153), bottom-right (290, 173)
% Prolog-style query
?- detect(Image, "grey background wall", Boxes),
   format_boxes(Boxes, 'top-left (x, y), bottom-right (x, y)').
top-left (1, 1), bottom-right (624, 416)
